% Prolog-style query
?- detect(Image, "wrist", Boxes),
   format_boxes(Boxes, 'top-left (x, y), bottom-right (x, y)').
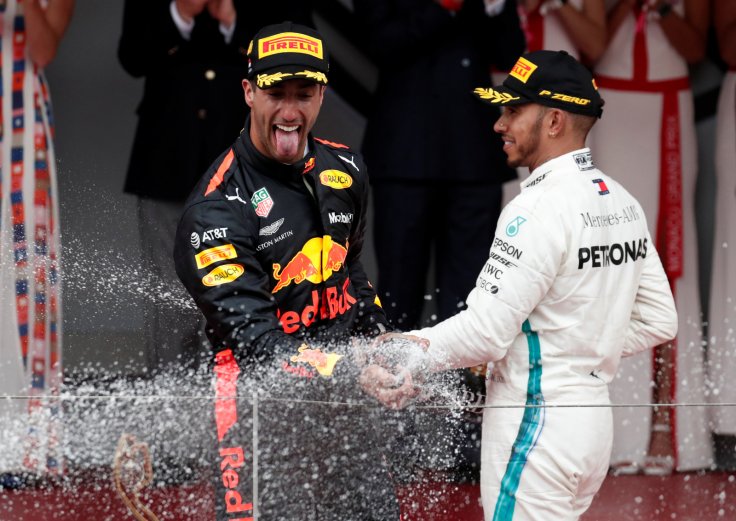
top-left (648, 1), bottom-right (673, 22)
top-left (656, 2), bottom-right (673, 19)
top-left (539, 0), bottom-right (566, 16)
top-left (173, 0), bottom-right (196, 24)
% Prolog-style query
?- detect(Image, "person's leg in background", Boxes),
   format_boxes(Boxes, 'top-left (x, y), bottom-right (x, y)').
top-left (137, 197), bottom-right (204, 372)
top-left (372, 181), bottom-right (435, 329)
top-left (434, 181), bottom-right (502, 483)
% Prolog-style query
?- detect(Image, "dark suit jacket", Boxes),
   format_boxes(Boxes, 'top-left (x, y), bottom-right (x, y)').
top-left (354, 0), bottom-right (526, 183)
top-left (119, 1), bottom-right (312, 201)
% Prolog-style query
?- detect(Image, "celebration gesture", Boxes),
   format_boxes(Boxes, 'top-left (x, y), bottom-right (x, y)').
top-left (358, 333), bottom-right (431, 409)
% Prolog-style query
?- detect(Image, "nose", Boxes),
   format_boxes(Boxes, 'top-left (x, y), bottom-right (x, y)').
top-left (279, 96), bottom-right (300, 121)
top-left (493, 116), bottom-right (505, 134)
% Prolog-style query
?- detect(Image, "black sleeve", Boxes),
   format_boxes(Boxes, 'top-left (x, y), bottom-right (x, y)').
top-left (118, 0), bottom-right (187, 77)
top-left (467, 0), bottom-right (526, 71)
top-left (345, 156), bottom-right (392, 337)
top-left (353, 0), bottom-right (454, 66)
top-left (118, 0), bottom-right (253, 78)
top-left (174, 198), bottom-right (302, 366)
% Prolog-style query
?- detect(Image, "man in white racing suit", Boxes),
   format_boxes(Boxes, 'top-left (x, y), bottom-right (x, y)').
top-left (360, 50), bottom-right (678, 520)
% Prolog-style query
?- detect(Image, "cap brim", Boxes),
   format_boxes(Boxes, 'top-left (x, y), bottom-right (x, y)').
top-left (473, 85), bottom-right (531, 106)
top-left (253, 64), bottom-right (328, 89)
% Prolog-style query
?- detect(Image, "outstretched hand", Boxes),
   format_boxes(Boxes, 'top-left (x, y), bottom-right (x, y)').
top-left (359, 365), bottom-right (419, 410)
top-left (356, 332), bottom-right (431, 409)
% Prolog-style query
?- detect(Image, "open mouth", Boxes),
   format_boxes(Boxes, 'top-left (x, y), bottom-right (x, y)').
top-left (273, 124), bottom-right (301, 158)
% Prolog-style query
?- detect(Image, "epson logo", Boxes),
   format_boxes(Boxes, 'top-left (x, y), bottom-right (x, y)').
top-left (328, 212), bottom-right (353, 224)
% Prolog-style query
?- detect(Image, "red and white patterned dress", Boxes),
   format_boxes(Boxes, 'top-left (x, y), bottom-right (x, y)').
top-left (0, 0), bottom-right (62, 475)
top-left (590, 2), bottom-right (711, 471)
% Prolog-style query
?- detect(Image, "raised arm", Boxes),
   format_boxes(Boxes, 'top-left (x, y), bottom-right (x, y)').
top-left (556, 0), bottom-right (607, 63)
top-left (652, 0), bottom-right (709, 64)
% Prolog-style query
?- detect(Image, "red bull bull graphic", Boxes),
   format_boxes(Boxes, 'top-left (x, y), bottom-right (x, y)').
top-left (289, 343), bottom-right (343, 377)
top-left (271, 236), bottom-right (348, 293)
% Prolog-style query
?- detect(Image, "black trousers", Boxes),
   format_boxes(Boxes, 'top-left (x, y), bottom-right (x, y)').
top-left (210, 350), bottom-right (401, 521)
top-left (372, 181), bottom-right (503, 329)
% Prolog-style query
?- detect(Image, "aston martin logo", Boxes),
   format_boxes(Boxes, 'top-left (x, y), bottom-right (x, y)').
top-left (259, 218), bottom-right (285, 236)
top-left (474, 87), bottom-right (520, 104)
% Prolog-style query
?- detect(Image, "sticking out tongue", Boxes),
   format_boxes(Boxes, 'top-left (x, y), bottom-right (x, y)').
top-left (274, 127), bottom-right (299, 158)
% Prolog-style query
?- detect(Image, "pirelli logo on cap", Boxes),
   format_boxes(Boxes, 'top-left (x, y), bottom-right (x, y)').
top-left (195, 244), bottom-right (237, 270)
top-left (259, 32), bottom-right (323, 60)
top-left (510, 57), bottom-right (537, 84)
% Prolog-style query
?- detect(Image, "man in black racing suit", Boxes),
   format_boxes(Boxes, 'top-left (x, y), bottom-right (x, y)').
top-left (173, 22), bottom-right (401, 521)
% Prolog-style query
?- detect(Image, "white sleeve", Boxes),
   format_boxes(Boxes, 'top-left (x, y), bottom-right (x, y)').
top-left (411, 201), bottom-right (564, 370)
top-left (621, 239), bottom-right (678, 356)
top-left (170, 0), bottom-right (195, 40)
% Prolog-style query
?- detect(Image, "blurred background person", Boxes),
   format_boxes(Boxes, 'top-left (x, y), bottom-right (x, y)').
top-left (118, 0), bottom-right (312, 372)
top-left (707, 0), bottom-right (736, 470)
top-left (518, 0), bottom-right (606, 62)
top-left (352, 0), bottom-right (525, 487)
top-left (0, 0), bottom-right (74, 484)
top-left (590, 0), bottom-right (711, 475)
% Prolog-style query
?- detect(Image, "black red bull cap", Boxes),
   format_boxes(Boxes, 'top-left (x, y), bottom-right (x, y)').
top-left (246, 21), bottom-right (329, 89)
top-left (473, 50), bottom-right (604, 118)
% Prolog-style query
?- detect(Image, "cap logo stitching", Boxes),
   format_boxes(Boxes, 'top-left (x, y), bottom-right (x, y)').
top-left (257, 72), bottom-right (294, 88)
top-left (473, 87), bottom-right (520, 104)
top-left (509, 57), bottom-right (537, 84)
top-left (295, 70), bottom-right (328, 83)
top-left (538, 89), bottom-right (591, 106)
top-left (259, 32), bottom-right (323, 59)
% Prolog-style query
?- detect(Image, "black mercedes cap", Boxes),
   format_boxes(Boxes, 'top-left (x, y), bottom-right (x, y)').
top-left (474, 50), bottom-right (604, 118)
top-left (246, 21), bottom-right (329, 89)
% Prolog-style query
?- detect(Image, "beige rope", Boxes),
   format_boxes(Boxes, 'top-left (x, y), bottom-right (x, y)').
top-left (112, 433), bottom-right (160, 521)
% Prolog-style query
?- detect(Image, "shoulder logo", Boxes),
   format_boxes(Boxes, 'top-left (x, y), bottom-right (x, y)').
top-left (506, 216), bottom-right (527, 237)
top-left (260, 218), bottom-right (285, 236)
top-left (226, 187), bottom-right (248, 205)
top-left (190, 232), bottom-right (201, 249)
top-left (195, 244), bottom-right (237, 269)
top-left (319, 170), bottom-right (353, 190)
top-left (251, 187), bottom-right (274, 217)
top-left (509, 57), bottom-right (537, 84)
top-left (592, 179), bottom-right (610, 196)
top-left (573, 151), bottom-right (594, 171)
top-left (338, 154), bottom-right (359, 172)
top-left (202, 263), bottom-right (244, 287)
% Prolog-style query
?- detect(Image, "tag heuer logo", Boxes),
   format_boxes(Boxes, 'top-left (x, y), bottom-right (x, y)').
top-left (251, 187), bottom-right (274, 218)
